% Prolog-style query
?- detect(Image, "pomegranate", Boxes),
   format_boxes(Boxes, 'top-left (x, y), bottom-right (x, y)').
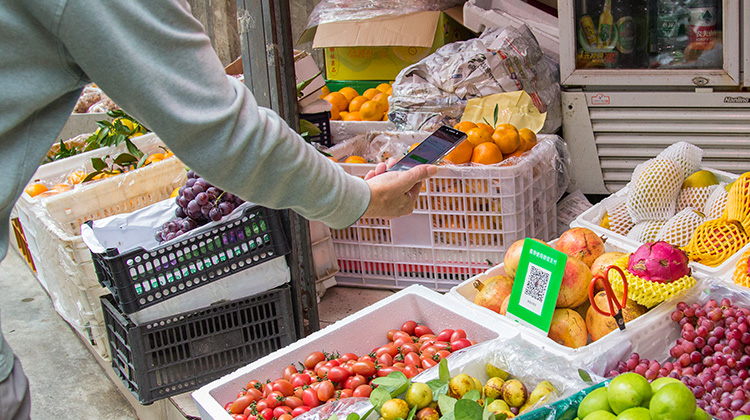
top-left (586, 290), bottom-right (647, 341)
top-left (473, 275), bottom-right (514, 314)
top-left (626, 241), bottom-right (691, 283)
top-left (547, 308), bottom-right (588, 349)
top-left (555, 227), bottom-right (606, 268)
top-left (504, 238), bottom-right (547, 278)
top-left (556, 257), bottom-right (593, 308)
top-left (499, 294), bottom-right (511, 316)
top-left (590, 251), bottom-right (627, 294)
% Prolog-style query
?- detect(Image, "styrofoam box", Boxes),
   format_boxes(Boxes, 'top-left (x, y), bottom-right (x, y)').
top-left (570, 167), bottom-right (747, 280)
top-left (192, 285), bottom-right (520, 420)
top-left (57, 112), bottom-right (110, 142)
top-left (330, 120), bottom-right (396, 144)
top-left (331, 135), bottom-right (560, 292)
top-left (444, 235), bottom-right (687, 375)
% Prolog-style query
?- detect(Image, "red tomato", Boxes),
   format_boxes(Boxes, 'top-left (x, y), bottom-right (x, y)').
top-left (358, 355), bottom-right (375, 363)
top-left (386, 329), bottom-right (400, 341)
top-left (233, 415), bottom-right (248, 420)
top-left (435, 350), bottom-right (451, 361)
top-left (392, 331), bottom-right (411, 342)
top-left (327, 366), bottom-right (350, 384)
top-left (342, 362), bottom-right (355, 376)
top-left (339, 388), bottom-right (353, 398)
top-left (304, 351), bottom-right (326, 369)
top-left (436, 329), bottom-right (454, 342)
top-left (246, 416), bottom-right (257, 420)
top-left (282, 365), bottom-right (298, 381)
top-left (246, 380), bottom-right (262, 391)
top-left (352, 360), bottom-right (376, 377)
top-left (414, 325), bottom-right (434, 337)
top-left (301, 388), bottom-right (320, 408)
top-left (393, 336), bottom-right (412, 349)
top-left (419, 339), bottom-right (437, 352)
top-left (317, 380), bottom-right (335, 402)
top-left (403, 352), bottom-right (421, 366)
top-left (376, 344), bottom-right (398, 358)
top-left (260, 408), bottom-right (273, 420)
top-left (283, 396), bottom-right (303, 409)
top-left (353, 384), bottom-right (373, 398)
top-left (255, 399), bottom-right (268, 412)
top-left (271, 379), bottom-right (294, 397)
top-left (377, 353), bottom-right (393, 367)
top-left (231, 396), bottom-right (252, 414)
top-left (225, 402), bottom-right (233, 412)
top-left (265, 391), bottom-right (284, 409)
top-left (421, 346), bottom-right (438, 359)
top-left (421, 358), bottom-right (438, 369)
top-left (244, 407), bottom-right (254, 417)
top-left (292, 406), bottom-right (312, 417)
top-left (433, 341), bottom-right (451, 351)
top-left (245, 387), bottom-right (262, 402)
top-left (340, 353), bottom-right (358, 362)
top-left (401, 320), bottom-right (418, 335)
top-left (393, 362), bottom-right (406, 369)
top-left (278, 415), bottom-right (293, 420)
top-left (325, 359), bottom-right (341, 367)
top-left (316, 365), bottom-right (330, 379)
top-left (343, 374), bottom-right (367, 390)
top-left (376, 366), bottom-right (402, 377)
top-left (273, 406), bottom-right (292, 418)
top-left (450, 329), bottom-right (467, 342)
top-left (293, 387), bottom-right (304, 400)
top-left (451, 338), bottom-right (472, 352)
top-left (400, 343), bottom-right (419, 355)
top-left (291, 373), bottom-right (311, 388)
top-left (262, 383), bottom-right (273, 397)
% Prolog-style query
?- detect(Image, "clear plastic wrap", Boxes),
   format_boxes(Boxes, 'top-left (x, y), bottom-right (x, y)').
top-left (388, 25), bottom-right (562, 134)
top-left (305, 0), bottom-right (464, 29)
top-left (86, 92), bottom-right (120, 113)
top-left (73, 83), bottom-right (102, 113)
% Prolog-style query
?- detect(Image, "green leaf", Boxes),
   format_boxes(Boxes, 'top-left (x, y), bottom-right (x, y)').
top-left (462, 389), bottom-right (481, 401)
top-left (296, 71), bottom-right (322, 96)
top-left (82, 171), bottom-right (101, 183)
top-left (438, 394), bottom-right (457, 415)
top-left (328, 416), bottom-right (339, 420)
top-left (361, 405), bottom-right (376, 420)
top-left (578, 369), bottom-right (593, 383)
top-left (492, 413), bottom-right (508, 420)
top-left (299, 119), bottom-right (321, 137)
top-left (492, 104), bottom-right (499, 126)
top-left (124, 139), bottom-right (143, 158)
top-left (113, 153), bottom-right (137, 166)
top-left (404, 403), bottom-right (418, 420)
top-left (455, 399), bottom-right (483, 420)
top-left (438, 359), bottom-right (451, 383)
top-left (91, 157), bottom-right (108, 171)
top-left (370, 387), bottom-right (391, 411)
top-left (96, 127), bottom-right (110, 143)
top-left (346, 413), bottom-right (359, 420)
top-left (136, 153), bottom-right (149, 169)
top-left (371, 371), bottom-right (410, 397)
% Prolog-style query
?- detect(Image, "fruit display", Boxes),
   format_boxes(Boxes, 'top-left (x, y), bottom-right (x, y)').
top-left (595, 141), bottom-right (750, 268)
top-left (321, 83), bottom-right (392, 122)
top-left (156, 170), bottom-right (246, 242)
top-left (735, 250), bottom-right (750, 287)
top-left (222, 320), bottom-right (478, 419)
top-left (608, 296), bottom-right (750, 420)
top-left (448, 121), bottom-right (538, 166)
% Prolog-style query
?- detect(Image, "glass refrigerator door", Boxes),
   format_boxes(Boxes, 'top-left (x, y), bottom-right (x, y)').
top-left (559, 0), bottom-right (741, 87)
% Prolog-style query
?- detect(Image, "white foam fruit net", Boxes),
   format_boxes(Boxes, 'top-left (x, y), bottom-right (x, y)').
top-left (627, 220), bottom-right (666, 243)
top-left (704, 183), bottom-right (730, 220)
top-left (602, 194), bottom-right (635, 235)
top-left (678, 184), bottom-right (717, 212)
top-left (627, 158), bottom-right (683, 223)
top-left (656, 141), bottom-right (704, 179)
top-left (655, 208), bottom-right (706, 247)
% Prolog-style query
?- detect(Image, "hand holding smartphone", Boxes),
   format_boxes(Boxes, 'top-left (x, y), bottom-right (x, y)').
top-left (386, 126), bottom-right (468, 172)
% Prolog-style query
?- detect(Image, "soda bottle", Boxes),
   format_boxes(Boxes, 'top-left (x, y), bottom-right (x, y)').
top-left (597, 0), bottom-right (615, 49)
top-left (578, 0), bottom-right (598, 49)
top-left (614, 0), bottom-right (636, 67)
top-left (654, 0), bottom-right (689, 66)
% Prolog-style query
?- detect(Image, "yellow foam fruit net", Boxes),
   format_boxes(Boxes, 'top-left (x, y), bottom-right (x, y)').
top-left (609, 255), bottom-right (696, 308)
top-left (734, 249), bottom-right (750, 288)
top-left (684, 219), bottom-right (750, 267)
top-left (724, 172), bottom-right (750, 232)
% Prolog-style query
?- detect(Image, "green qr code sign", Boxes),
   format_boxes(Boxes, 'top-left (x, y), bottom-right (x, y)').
top-left (506, 239), bottom-right (567, 333)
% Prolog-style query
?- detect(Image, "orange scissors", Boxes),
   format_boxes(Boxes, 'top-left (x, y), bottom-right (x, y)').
top-left (588, 265), bottom-right (629, 331)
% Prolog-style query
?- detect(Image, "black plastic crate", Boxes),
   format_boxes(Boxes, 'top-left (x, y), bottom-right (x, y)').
top-left (100, 284), bottom-right (296, 404)
top-left (300, 111), bottom-right (332, 148)
top-left (90, 204), bottom-right (290, 314)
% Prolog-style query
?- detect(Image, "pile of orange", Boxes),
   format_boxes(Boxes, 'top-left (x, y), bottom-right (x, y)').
top-left (321, 83), bottom-right (392, 122)
top-left (443, 121), bottom-right (538, 166)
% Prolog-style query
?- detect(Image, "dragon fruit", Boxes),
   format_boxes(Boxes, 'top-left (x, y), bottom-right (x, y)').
top-left (627, 241), bottom-right (691, 283)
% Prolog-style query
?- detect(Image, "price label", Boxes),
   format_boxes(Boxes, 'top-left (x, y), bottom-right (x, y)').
top-left (506, 239), bottom-right (567, 333)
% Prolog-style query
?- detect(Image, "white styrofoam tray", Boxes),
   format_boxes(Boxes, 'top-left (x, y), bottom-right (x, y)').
top-left (192, 284), bottom-right (520, 420)
top-left (570, 167), bottom-right (747, 281)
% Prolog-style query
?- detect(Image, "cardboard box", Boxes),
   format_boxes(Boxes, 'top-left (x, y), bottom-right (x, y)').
top-left (301, 7), bottom-right (475, 81)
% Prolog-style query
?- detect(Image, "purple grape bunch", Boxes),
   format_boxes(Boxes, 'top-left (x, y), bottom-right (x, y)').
top-left (609, 297), bottom-right (750, 420)
top-left (155, 170), bottom-right (244, 243)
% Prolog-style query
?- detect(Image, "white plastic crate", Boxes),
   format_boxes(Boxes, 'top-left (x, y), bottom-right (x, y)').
top-left (192, 284), bottom-right (520, 420)
top-left (310, 222), bottom-right (339, 298)
top-left (570, 167), bottom-right (747, 280)
top-left (332, 135), bottom-right (562, 291)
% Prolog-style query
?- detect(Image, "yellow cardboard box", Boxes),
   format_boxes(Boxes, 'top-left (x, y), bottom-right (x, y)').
top-left (300, 7), bottom-right (474, 81)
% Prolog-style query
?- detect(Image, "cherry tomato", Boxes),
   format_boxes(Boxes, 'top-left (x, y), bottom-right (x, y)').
top-left (433, 341), bottom-right (451, 351)
top-left (352, 360), bottom-right (376, 377)
top-left (294, 387), bottom-right (304, 400)
top-left (403, 364), bottom-right (420, 379)
top-left (292, 406), bottom-right (312, 417)
top-left (244, 406), bottom-right (254, 417)
top-left (358, 355), bottom-right (375, 363)
top-left (291, 373), bottom-right (311, 388)
top-left (353, 384), bottom-right (373, 398)
top-left (376, 366), bottom-right (402, 377)
top-left (376, 343), bottom-right (399, 358)
top-left (377, 353), bottom-right (393, 367)
top-left (392, 331), bottom-right (411, 342)
top-left (421, 358), bottom-right (438, 369)
top-left (400, 343), bottom-right (419, 355)
top-left (245, 387), bottom-right (262, 402)
top-left (325, 359), bottom-right (341, 367)
top-left (282, 365), bottom-right (298, 381)
top-left (301, 388), bottom-right (320, 408)
top-left (403, 352), bottom-right (421, 366)
top-left (271, 379), bottom-right (294, 397)
top-left (262, 383), bottom-right (273, 397)
top-left (304, 351), bottom-right (326, 369)
top-left (435, 350), bottom-right (452, 361)
top-left (386, 329), bottom-right (400, 341)
top-left (278, 415), bottom-right (293, 420)
top-left (421, 346), bottom-right (438, 359)
top-left (393, 362), bottom-right (406, 369)
top-left (265, 391), bottom-right (284, 409)
top-left (283, 396), bottom-right (303, 409)
top-left (246, 415), bottom-right (258, 420)
top-left (339, 388), bottom-right (353, 398)
top-left (273, 406), bottom-right (293, 418)
top-left (246, 380), bottom-right (263, 391)
top-left (317, 380), bottom-right (335, 402)
top-left (231, 396), bottom-right (252, 414)
top-left (340, 352), bottom-right (358, 362)
top-left (343, 374), bottom-right (367, 390)
top-left (451, 338), bottom-right (472, 352)
top-left (327, 366), bottom-right (350, 384)
top-left (237, 390), bottom-right (247, 398)
top-left (316, 365), bottom-right (331, 379)
top-left (342, 362), bottom-right (355, 376)
top-left (255, 399), bottom-right (268, 412)
top-left (401, 320), bottom-right (418, 335)
top-left (419, 339), bottom-right (437, 352)
top-left (393, 336), bottom-right (412, 349)
top-left (414, 325), bottom-right (434, 337)
top-left (233, 415), bottom-right (248, 420)
top-left (436, 329), bottom-right (454, 342)
top-left (450, 329), bottom-right (467, 342)
top-left (260, 408), bottom-right (273, 420)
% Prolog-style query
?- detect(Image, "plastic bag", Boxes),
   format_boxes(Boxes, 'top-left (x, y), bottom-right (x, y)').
top-left (87, 92), bottom-right (120, 113)
top-left (389, 25), bottom-right (562, 134)
top-left (73, 83), bottom-right (102, 113)
top-left (306, 0), bottom-right (464, 29)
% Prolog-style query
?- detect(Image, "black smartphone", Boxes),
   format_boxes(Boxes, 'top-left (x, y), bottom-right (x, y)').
top-left (386, 126), bottom-right (468, 172)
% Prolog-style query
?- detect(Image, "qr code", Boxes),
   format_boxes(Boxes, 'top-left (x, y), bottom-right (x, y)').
top-left (523, 263), bottom-right (551, 303)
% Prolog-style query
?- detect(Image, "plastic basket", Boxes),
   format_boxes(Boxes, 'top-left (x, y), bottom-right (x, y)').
top-left (88, 203), bottom-right (290, 314)
top-left (100, 284), bottom-right (296, 405)
top-left (300, 111), bottom-right (333, 147)
top-left (331, 136), bottom-right (560, 291)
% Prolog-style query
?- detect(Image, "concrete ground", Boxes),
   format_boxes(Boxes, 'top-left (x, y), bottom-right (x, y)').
top-left (0, 246), bottom-right (395, 419)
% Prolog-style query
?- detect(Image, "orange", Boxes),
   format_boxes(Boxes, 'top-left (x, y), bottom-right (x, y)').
top-left (329, 105), bottom-right (340, 120)
top-left (518, 128), bottom-right (537, 151)
top-left (327, 156), bottom-right (338, 162)
top-left (363, 88), bottom-right (379, 100)
top-left (496, 123), bottom-right (518, 132)
top-left (492, 128), bottom-right (521, 155)
top-left (164, 150), bottom-right (174, 158)
top-left (359, 101), bottom-right (384, 121)
top-left (319, 86), bottom-right (331, 98)
top-left (343, 111), bottom-right (361, 121)
top-left (345, 155), bottom-right (367, 164)
top-left (376, 83), bottom-right (392, 94)
top-left (476, 122), bottom-right (495, 138)
top-left (443, 140), bottom-right (473, 165)
top-left (67, 170), bottom-right (87, 185)
top-left (505, 149), bottom-right (525, 160)
top-left (339, 111), bottom-right (350, 119)
top-left (454, 121), bottom-right (478, 133)
top-left (348, 96), bottom-right (368, 113)
top-left (408, 142), bottom-right (421, 152)
top-left (382, 114), bottom-right (389, 121)
top-left (338, 87), bottom-right (359, 102)
top-left (471, 142), bottom-right (503, 165)
top-left (170, 186), bottom-right (181, 198)
top-left (386, 87), bottom-right (393, 95)
top-left (51, 183), bottom-right (73, 192)
top-left (24, 183), bottom-right (48, 197)
top-left (144, 153), bottom-right (166, 165)
top-left (465, 127), bottom-right (492, 148)
top-left (372, 92), bottom-right (390, 111)
top-left (323, 92), bottom-right (348, 112)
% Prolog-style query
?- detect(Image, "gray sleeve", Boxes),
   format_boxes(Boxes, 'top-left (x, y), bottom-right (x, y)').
top-left (56, 0), bottom-right (370, 229)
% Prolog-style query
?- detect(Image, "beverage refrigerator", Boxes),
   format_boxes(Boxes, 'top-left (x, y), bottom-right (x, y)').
top-left (558, 0), bottom-right (750, 194)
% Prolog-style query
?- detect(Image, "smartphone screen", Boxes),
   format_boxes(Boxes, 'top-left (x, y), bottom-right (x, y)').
top-left (386, 126), bottom-right (467, 172)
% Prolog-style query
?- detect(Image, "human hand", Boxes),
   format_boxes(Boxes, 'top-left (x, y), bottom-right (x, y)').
top-left (362, 163), bottom-right (438, 219)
